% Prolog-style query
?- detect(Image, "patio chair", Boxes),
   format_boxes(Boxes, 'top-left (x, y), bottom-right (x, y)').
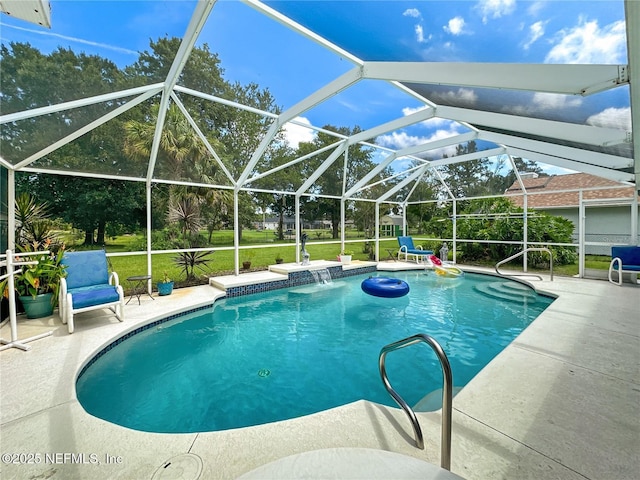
top-left (608, 245), bottom-right (640, 286)
top-left (58, 250), bottom-right (124, 334)
top-left (397, 236), bottom-right (433, 263)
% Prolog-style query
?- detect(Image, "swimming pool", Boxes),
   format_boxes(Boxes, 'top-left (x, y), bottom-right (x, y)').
top-left (76, 271), bottom-right (553, 433)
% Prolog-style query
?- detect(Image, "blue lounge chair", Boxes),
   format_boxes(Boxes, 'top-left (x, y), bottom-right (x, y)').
top-left (58, 250), bottom-right (124, 334)
top-left (608, 245), bottom-right (640, 285)
top-left (397, 236), bottom-right (433, 263)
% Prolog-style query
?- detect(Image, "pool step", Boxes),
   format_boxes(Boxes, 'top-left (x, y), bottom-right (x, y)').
top-left (473, 281), bottom-right (538, 303)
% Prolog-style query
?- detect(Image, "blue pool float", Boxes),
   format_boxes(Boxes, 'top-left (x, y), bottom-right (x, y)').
top-left (361, 277), bottom-right (410, 298)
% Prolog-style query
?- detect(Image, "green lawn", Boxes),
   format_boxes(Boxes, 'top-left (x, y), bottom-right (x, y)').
top-left (64, 230), bottom-right (613, 293)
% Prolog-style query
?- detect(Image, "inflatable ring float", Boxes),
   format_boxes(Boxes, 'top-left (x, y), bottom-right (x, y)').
top-left (361, 277), bottom-right (410, 298)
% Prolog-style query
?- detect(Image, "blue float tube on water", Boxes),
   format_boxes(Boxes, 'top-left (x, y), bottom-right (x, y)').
top-left (361, 277), bottom-right (410, 298)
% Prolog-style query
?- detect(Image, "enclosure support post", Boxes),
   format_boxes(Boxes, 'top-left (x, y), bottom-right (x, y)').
top-left (452, 199), bottom-right (457, 264)
top-left (375, 201), bottom-right (381, 261)
top-left (7, 169), bottom-right (16, 251)
top-left (523, 194), bottom-right (528, 273)
top-left (234, 189), bottom-right (240, 276)
top-left (579, 190), bottom-right (585, 278)
top-left (146, 181), bottom-right (153, 294)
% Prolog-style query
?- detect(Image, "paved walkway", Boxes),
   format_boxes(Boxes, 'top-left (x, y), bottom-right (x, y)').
top-left (0, 266), bottom-right (638, 479)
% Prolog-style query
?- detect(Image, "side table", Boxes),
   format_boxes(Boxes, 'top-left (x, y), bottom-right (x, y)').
top-left (126, 275), bottom-right (155, 305)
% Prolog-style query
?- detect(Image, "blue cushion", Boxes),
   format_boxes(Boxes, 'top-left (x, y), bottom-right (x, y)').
top-left (62, 251), bottom-right (110, 289)
top-left (397, 236), bottom-right (416, 250)
top-left (69, 285), bottom-right (119, 309)
top-left (406, 249), bottom-right (434, 255)
top-left (611, 246), bottom-right (640, 268)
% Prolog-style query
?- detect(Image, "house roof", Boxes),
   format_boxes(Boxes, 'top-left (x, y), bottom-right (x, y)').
top-left (505, 173), bottom-right (638, 209)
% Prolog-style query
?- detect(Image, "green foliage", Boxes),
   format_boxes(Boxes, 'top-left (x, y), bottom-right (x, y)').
top-left (423, 197), bottom-right (577, 266)
top-left (173, 251), bottom-right (215, 281)
top-left (1, 244), bottom-right (67, 307)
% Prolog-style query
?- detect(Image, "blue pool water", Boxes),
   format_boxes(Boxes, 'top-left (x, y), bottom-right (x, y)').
top-left (76, 272), bottom-right (553, 433)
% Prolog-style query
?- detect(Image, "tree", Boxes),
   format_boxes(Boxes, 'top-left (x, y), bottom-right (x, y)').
top-left (297, 126), bottom-right (377, 238)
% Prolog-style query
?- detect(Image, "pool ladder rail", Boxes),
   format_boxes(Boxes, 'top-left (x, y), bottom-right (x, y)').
top-left (495, 247), bottom-right (554, 281)
top-left (379, 333), bottom-right (453, 471)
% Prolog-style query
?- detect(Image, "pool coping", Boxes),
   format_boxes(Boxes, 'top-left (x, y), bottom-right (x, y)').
top-left (1, 262), bottom-right (638, 480)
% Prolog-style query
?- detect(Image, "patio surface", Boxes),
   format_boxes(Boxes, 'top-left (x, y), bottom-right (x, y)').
top-left (0, 263), bottom-right (638, 479)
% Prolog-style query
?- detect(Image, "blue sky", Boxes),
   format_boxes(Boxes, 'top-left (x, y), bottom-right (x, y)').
top-left (0, 0), bottom-right (631, 163)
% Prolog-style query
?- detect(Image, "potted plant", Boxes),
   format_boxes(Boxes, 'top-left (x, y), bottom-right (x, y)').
top-left (275, 253), bottom-right (284, 264)
top-left (339, 249), bottom-right (353, 264)
top-left (0, 244), bottom-right (66, 319)
top-left (157, 271), bottom-right (174, 296)
top-left (242, 250), bottom-right (255, 270)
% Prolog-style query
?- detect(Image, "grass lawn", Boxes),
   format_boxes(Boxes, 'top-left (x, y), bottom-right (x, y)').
top-left (64, 230), bottom-right (612, 293)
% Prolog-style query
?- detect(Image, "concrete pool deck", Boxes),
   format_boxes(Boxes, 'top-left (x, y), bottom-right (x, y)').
top-left (0, 263), bottom-right (638, 479)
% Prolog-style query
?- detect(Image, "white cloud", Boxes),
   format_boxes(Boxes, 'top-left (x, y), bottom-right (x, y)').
top-left (435, 88), bottom-right (478, 107)
top-left (527, 1), bottom-right (546, 17)
top-left (545, 18), bottom-right (626, 64)
top-left (376, 120), bottom-right (464, 159)
top-left (586, 107), bottom-right (632, 130)
top-left (403, 8), bottom-right (421, 18)
top-left (523, 20), bottom-right (546, 50)
top-left (282, 117), bottom-right (316, 149)
top-left (444, 17), bottom-right (466, 36)
top-left (531, 92), bottom-right (582, 110)
top-left (476, 0), bottom-right (516, 24)
top-left (415, 24), bottom-right (425, 43)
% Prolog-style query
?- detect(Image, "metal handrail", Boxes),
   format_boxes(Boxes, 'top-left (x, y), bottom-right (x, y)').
top-left (495, 247), bottom-right (553, 281)
top-left (379, 333), bottom-right (453, 471)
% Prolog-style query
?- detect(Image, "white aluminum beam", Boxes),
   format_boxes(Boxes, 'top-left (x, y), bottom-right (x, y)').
top-left (625, 0), bottom-right (640, 191)
top-left (478, 131), bottom-right (633, 170)
top-left (241, 0), bottom-right (363, 66)
top-left (248, 141), bottom-right (341, 184)
top-left (347, 106), bottom-right (436, 145)
top-left (378, 165), bottom-right (429, 202)
top-left (0, 83), bottom-right (164, 125)
top-left (238, 67), bottom-right (362, 186)
top-left (507, 146), bottom-right (635, 183)
top-left (436, 105), bottom-right (629, 147)
top-left (296, 142), bottom-right (347, 195)
top-left (164, 0), bottom-right (217, 93)
top-left (344, 131), bottom-right (478, 197)
top-left (170, 92), bottom-right (236, 185)
top-left (362, 62), bottom-right (628, 96)
top-left (428, 147), bottom-right (506, 168)
top-left (14, 89), bottom-right (160, 169)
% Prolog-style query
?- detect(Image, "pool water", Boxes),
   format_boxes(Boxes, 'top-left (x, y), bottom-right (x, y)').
top-left (76, 272), bottom-right (553, 433)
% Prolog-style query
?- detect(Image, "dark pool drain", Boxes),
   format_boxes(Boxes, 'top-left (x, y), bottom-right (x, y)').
top-left (258, 368), bottom-right (271, 377)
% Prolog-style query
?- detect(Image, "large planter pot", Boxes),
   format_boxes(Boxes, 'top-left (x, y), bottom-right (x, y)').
top-left (19, 293), bottom-right (54, 319)
top-left (339, 255), bottom-right (352, 265)
top-left (157, 281), bottom-right (174, 296)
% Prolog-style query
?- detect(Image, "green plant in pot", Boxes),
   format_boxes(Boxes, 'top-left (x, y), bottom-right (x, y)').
top-left (242, 250), bottom-right (256, 270)
top-left (1, 243), bottom-right (67, 319)
top-left (157, 271), bottom-right (174, 296)
top-left (275, 252), bottom-right (284, 264)
top-left (339, 249), bottom-right (354, 264)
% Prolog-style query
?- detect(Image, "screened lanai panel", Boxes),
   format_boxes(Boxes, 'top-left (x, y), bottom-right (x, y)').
top-left (432, 152), bottom-right (517, 200)
top-left (186, 0), bottom-right (355, 111)
top-left (172, 90), bottom-right (276, 183)
top-left (0, 1), bottom-right (192, 114)
top-left (25, 103), bottom-right (156, 178)
top-left (407, 83), bottom-right (632, 130)
top-left (1, 96), bottom-right (151, 171)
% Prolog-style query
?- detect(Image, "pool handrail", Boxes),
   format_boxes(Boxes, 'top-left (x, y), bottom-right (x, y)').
top-left (379, 333), bottom-right (453, 471)
top-left (495, 247), bottom-right (553, 281)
